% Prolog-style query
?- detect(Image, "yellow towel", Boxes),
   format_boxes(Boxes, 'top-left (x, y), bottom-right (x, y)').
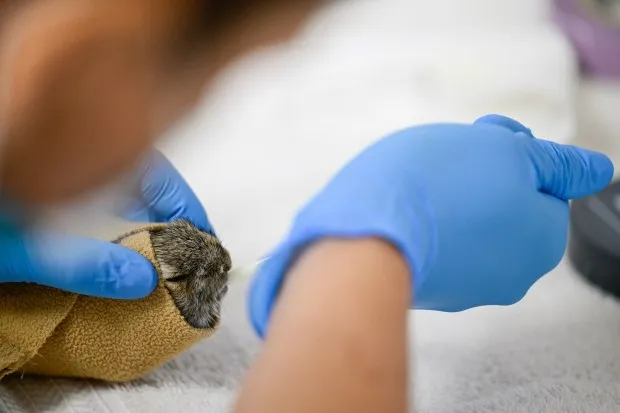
top-left (0, 223), bottom-right (217, 382)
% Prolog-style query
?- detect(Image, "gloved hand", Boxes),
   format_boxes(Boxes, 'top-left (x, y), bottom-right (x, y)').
top-left (0, 150), bottom-right (211, 299)
top-left (249, 114), bottom-right (614, 337)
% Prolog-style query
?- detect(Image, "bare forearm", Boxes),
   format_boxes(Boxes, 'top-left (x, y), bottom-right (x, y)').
top-left (233, 238), bottom-right (411, 413)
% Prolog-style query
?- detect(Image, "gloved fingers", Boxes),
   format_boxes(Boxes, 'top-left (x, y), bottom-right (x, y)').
top-left (475, 114), bottom-right (614, 199)
top-left (0, 221), bottom-right (158, 299)
top-left (122, 197), bottom-right (157, 224)
top-left (123, 150), bottom-right (213, 233)
top-left (474, 114), bottom-right (534, 138)
top-left (528, 139), bottom-right (614, 200)
top-left (532, 195), bottom-right (570, 275)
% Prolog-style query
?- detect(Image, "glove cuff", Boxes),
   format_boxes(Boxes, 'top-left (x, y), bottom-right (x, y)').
top-left (248, 187), bottom-right (437, 338)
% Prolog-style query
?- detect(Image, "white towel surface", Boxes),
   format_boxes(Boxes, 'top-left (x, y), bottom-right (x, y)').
top-left (5, 1), bottom-right (620, 412)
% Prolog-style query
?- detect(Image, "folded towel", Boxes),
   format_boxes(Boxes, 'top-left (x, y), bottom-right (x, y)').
top-left (0, 222), bottom-right (219, 382)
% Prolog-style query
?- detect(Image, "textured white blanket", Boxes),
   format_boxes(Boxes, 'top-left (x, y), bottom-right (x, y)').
top-left (5, 1), bottom-right (620, 412)
top-left (4, 261), bottom-right (620, 413)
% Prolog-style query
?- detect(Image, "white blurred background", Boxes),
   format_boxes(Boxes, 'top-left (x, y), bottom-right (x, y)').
top-left (157, 0), bottom-right (585, 266)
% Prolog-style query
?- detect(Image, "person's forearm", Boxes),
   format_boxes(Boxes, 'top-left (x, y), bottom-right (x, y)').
top-left (233, 238), bottom-right (412, 413)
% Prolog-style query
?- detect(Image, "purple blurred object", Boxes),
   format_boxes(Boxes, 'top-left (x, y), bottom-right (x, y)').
top-left (553, 0), bottom-right (620, 77)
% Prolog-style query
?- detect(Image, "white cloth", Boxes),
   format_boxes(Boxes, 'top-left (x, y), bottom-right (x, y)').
top-left (4, 1), bottom-right (615, 412)
top-left (4, 262), bottom-right (620, 413)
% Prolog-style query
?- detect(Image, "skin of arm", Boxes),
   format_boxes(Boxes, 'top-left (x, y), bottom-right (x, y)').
top-left (233, 237), bottom-right (412, 413)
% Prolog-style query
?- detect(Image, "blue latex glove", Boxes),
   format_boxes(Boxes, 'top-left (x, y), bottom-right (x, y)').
top-left (0, 150), bottom-right (211, 299)
top-left (249, 114), bottom-right (614, 337)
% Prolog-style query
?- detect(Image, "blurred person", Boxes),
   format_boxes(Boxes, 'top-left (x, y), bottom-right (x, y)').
top-left (0, 2), bottom-right (614, 413)
top-left (0, 0), bottom-right (319, 297)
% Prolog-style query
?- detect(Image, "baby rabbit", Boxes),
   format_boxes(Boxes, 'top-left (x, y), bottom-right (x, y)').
top-left (116, 219), bottom-right (232, 329)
